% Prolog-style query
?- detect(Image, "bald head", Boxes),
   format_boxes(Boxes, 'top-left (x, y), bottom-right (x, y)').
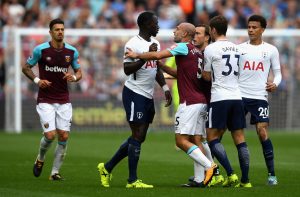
top-left (180, 23), bottom-right (196, 38)
top-left (174, 22), bottom-right (196, 43)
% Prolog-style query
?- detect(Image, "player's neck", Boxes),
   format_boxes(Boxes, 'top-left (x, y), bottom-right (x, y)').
top-left (215, 35), bottom-right (227, 41)
top-left (249, 39), bottom-right (262, 45)
top-left (200, 43), bottom-right (208, 51)
top-left (138, 32), bottom-right (151, 42)
top-left (50, 40), bottom-right (64, 49)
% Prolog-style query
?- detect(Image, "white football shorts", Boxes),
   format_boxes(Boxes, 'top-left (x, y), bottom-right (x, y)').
top-left (36, 103), bottom-right (72, 132)
top-left (174, 102), bottom-right (207, 136)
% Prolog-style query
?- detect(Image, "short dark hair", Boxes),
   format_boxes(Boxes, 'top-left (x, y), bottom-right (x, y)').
top-left (137, 11), bottom-right (155, 28)
top-left (209, 15), bottom-right (228, 36)
top-left (49, 18), bottom-right (64, 30)
top-left (248, 15), bottom-right (267, 28)
top-left (198, 24), bottom-right (211, 43)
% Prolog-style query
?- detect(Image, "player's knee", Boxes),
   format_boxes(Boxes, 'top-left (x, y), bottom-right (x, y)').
top-left (44, 132), bottom-right (56, 141)
top-left (257, 126), bottom-right (268, 141)
top-left (58, 132), bottom-right (69, 142)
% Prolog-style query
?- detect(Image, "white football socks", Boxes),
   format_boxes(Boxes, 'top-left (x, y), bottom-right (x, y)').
top-left (51, 142), bottom-right (67, 175)
top-left (37, 137), bottom-right (53, 161)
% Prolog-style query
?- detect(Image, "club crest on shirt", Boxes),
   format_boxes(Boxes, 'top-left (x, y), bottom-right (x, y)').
top-left (169, 44), bottom-right (178, 50)
top-left (65, 56), bottom-right (71, 62)
top-left (262, 52), bottom-right (268, 59)
top-left (44, 123), bottom-right (49, 129)
top-left (137, 112), bottom-right (143, 119)
top-left (46, 56), bottom-right (51, 61)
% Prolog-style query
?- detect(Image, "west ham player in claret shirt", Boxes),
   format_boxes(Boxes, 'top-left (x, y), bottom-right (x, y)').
top-left (239, 15), bottom-right (281, 185)
top-left (22, 18), bottom-right (82, 181)
top-left (125, 22), bottom-right (217, 188)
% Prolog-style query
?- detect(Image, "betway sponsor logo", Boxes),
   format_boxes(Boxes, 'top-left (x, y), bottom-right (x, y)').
top-left (45, 65), bottom-right (68, 72)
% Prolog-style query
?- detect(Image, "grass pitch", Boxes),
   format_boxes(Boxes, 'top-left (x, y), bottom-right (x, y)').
top-left (0, 130), bottom-right (299, 197)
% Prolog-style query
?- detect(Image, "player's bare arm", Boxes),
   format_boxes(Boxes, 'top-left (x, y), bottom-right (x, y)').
top-left (125, 48), bottom-right (173, 60)
top-left (123, 43), bottom-right (158, 75)
top-left (155, 68), bottom-right (172, 107)
top-left (63, 68), bottom-right (82, 82)
top-left (22, 63), bottom-right (52, 88)
top-left (157, 61), bottom-right (177, 78)
top-left (123, 60), bottom-right (146, 75)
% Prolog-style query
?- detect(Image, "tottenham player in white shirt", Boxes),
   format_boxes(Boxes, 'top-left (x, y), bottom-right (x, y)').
top-left (239, 15), bottom-right (281, 186)
top-left (201, 15), bottom-right (251, 188)
top-left (97, 11), bottom-right (172, 189)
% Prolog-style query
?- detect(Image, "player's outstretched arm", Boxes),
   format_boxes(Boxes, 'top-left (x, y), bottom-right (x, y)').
top-left (125, 48), bottom-right (172, 61)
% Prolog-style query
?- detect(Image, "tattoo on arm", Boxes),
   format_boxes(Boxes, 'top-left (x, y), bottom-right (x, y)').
top-left (22, 63), bottom-right (36, 81)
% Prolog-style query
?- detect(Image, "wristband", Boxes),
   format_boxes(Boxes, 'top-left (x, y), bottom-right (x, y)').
top-left (162, 84), bottom-right (169, 92)
top-left (33, 77), bottom-right (40, 84)
top-left (72, 75), bottom-right (77, 81)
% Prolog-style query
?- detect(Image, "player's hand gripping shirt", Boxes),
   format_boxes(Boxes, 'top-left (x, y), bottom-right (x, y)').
top-left (123, 35), bottom-right (160, 99)
top-left (239, 41), bottom-right (281, 101)
top-left (27, 42), bottom-right (80, 104)
top-left (204, 40), bottom-right (241, 102)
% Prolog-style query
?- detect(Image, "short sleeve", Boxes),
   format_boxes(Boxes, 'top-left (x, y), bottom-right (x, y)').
top-left (168, 43), bottom-right (188, 56)
top-left (124, 40), bottom-right (136, 63)
top-left (27, 46), bottom-right (41, 67)
top-left (72, 49), bottom-right (80, 70)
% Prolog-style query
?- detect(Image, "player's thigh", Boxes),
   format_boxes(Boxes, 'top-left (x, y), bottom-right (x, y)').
top-left (123, 86), bottom-right (155, 123)
top-left (175, 103), bottom-right (205, 135)
top-left (36, 103), bottom-right (56, 132)
top-left (227, 100), bottom-right (246, 131)
top-left (56, 103), bottom-right (72, 132)
top-left (243, 98), bottom-right (269, 124)
top-left (207, 101), bottom-right (228, 129)
top-left (195, 104), bottom-right (208, 136)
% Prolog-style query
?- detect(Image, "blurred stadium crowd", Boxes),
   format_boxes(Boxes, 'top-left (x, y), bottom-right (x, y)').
top-left (0, 0), bottom-right (299, 102)
top-left (1, 0), bottom-right (300, 29)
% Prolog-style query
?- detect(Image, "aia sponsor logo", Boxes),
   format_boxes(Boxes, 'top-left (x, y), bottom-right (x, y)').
top-left (243, 61), bottom-right (264, 71)
top-left (144, 60), bottom-right (157, 69)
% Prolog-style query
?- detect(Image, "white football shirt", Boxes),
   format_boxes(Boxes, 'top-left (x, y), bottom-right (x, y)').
top-left (123, 35), bottom-right (160, 99)
top-left (239, 41), bottom-right (281, 101)
top-left (204, 40), bottom-right (241, 102)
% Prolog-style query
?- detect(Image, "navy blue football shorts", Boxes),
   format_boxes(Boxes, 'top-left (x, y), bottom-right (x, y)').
top-left (242, 97), bottom-right (269, 124)
top-left (122, 85), bottom-right (155, 123)
top-left (208, 100), bottom-right (246, 131)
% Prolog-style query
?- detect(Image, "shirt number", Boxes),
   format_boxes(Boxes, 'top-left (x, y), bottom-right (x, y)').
top-left (222, 54), bottom-right (240, 76)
